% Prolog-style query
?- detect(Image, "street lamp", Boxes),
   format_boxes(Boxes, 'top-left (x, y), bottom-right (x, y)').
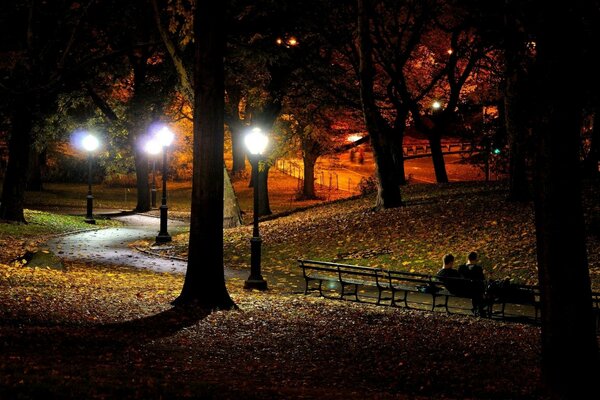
top-left (144, 139), bottom-right (161, 209)
top-left (244, 127), bottom-right (269, 290)
top-left (154, 126), bottom-right (174, 243)
top-left (81, 133), bottom-right (100, 224)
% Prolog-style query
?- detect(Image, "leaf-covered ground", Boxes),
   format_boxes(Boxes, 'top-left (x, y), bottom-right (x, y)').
top-left (1, 180), bottom-right (598, 399)
top-left (0, 261), bottom-right (546, 399)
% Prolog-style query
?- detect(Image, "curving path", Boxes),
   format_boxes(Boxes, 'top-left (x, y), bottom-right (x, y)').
top-left (45, 214), bottom-right (246, 279)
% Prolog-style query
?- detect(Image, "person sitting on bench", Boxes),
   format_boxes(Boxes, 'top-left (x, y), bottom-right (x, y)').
top-left (458, 251), bottom-right (487, 317)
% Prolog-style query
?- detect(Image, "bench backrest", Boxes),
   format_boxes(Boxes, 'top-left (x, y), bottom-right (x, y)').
top-left (385, 269), bottom-right (432, 286)
top-left (298, 259), bottom-right (383, 282)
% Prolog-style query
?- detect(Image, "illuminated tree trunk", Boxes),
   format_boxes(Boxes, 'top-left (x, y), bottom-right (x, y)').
top-left (302, 151), bottom-right (318, 199)
top-left (258, 163), bottom-right (272, 216)
top-left (357, 0), bottom-right (402, 209)
top-left (175, 0), bottom-right (235, 309)
top-left (428, 127), bottom-right (448, 183)
top-left (225, 86), bottom-right (247, 175)
top-left (532, 5), bottom-right (599, 397)
top-left (0, 101), bottom-right (32, 223)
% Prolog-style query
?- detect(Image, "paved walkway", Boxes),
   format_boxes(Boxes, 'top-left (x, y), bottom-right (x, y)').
top-left (45, 213), bottom-right (246, 279)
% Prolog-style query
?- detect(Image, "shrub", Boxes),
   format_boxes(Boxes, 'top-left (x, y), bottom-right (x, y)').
top-left (357, 175), bottom-right (378, 195)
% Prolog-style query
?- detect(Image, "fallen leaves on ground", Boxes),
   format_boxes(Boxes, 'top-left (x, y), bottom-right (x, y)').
top-left (0, 261), bottom-right (548, 399)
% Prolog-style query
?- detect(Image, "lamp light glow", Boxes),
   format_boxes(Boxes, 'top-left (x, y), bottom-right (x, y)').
top-left (432, 101), bottom-right (442, 110)
top-left (82, 134), bottom-right (100, 152)
top-left (145, 139), bottom-right (162, 155)
top-left (245, 127), bottom-right (269, 155)
top-left (155, 126), bottom-right (174, 147)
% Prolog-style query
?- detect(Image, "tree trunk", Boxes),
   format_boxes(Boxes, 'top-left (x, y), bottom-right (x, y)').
top-left (391, 116), bottom-right (407, 185)
top-left (532, 5), bottom-right (599, 397)
top-left (27, 148), bottom-right (44, 192)
top-left (231, 124), bottom-right (246, 175)
top-left (0, 102), bottom-right (33, 222)
top-left (302, 151), bottom-right (318, 199)
top-left (175, 0), bottom-right (235, 309)
top-left (357, 0), bottom-right (402, 208)
top-left (133, 144), bottom-right (150, 212)
top-left (428, 129), bottom-right (448, 183)
top-left (258, 162), bottom-right (272, 216)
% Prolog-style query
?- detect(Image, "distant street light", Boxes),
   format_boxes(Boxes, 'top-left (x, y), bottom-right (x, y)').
top-left (81, 133), bottom-right (100, 224)
top-left (154, 126), bottom-right (174, 243)
top-left (144, 139), bottom-right (161, 209)
top-left (432, 100), bottom-right (442, 111)
top-left (244, 127), bottom-right (269, 290)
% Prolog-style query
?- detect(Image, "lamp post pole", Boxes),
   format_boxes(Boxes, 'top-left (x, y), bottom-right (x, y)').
top-left (243, 127), bottom-right (269, 291)
top-left (85, 153), bottom-right (95, 224)
top-left (156, 145), bottom-right (171, 243)
top-left (80, 133), bottom-right (99, 224)
top-left (244, 155), bottom-right (268, 290)
top-left (151, 158), bottom-right (157, 208)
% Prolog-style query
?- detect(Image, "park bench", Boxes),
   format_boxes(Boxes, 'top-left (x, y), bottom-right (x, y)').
top-left (298, 259), bottom-right (473, 310)
top-left (298, 259), bottom-right (600, 329)
top-left (486, 282), bottom-right (541, 320)
top-left (383, 270), bottom-right (441, 309)
top-left (297, 259), bottom-right (390, 303)
top-left (298, 259), bottom-right (493, 312)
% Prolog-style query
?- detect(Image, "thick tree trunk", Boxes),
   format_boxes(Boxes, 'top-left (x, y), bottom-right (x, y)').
top-left (0, 103), bottom-right (33, 222)
top-left (302, 152), bottom-right (318, 199)
top-left (428, 129), bottom-right (448, 183)
top-left (175, 0), bottom-right (235, 309)
top-left (357, 0), bottom-right (402, 208)
top-left (533, 5), bottom-right (599, 398)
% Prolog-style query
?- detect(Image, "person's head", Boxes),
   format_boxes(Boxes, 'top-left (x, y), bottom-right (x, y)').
top-left (443, 253), bottom-right (454, 268)
top-left (467, 251), bottom-right (478, 263)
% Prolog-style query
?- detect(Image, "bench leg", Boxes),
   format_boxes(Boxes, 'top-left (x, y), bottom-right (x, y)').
top-left (318, 279), bottom-right (324, 297)
top-left (431, 294), bottom-right (449, 312)
top-left (399, 290), bottom-right (409, 308)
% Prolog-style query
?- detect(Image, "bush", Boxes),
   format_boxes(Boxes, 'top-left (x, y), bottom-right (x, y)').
top-left (357, 175), bottom-right (378, 195)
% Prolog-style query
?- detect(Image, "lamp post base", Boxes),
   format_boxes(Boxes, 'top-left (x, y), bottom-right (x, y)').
top-left (84, 218), bottom-right (96, 224)
top-left (155, 233), bottom-right (172, 243)
top-left (244, 278), bottom-right (268, 290)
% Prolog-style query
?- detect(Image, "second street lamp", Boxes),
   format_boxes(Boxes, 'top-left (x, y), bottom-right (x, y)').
top-left (154, 126), bottom-right (174, 243)
top-left (244, 127), bottom-right (269, 291)
top-left (81, 133), bottom-right (100, 224)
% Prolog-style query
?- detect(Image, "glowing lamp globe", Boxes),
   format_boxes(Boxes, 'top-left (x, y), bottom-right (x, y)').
top-left (82, 134), bottom-right (99, 152)
top-left (245, 128), bottom-right (269, 156)
top-left (145, 139), bottom-right (162, 155)
top-left (156, 126), bottom-right (174, 147)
